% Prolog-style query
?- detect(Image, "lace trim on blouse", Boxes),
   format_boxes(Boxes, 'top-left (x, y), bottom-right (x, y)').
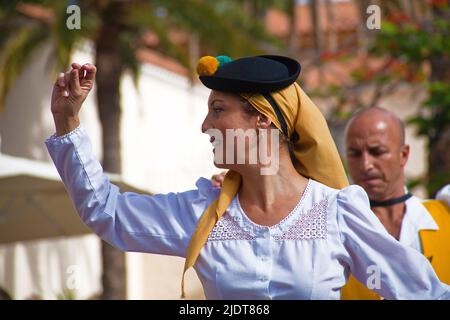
top-left (207, 180), bottom-right (329, 242)
top-left (207, 213), bottom-right (257, 241)
top-left (273, 197), bottom-right (328, 241)
top-left (237, 179), bottom-right (312, 230)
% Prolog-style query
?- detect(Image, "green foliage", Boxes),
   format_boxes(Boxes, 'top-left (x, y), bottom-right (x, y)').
top-left (374, 3), bottom-right (450, 194)
top-left (375, 18), bottom-right (450, 63)
top-left (0, 25), bottom-right (49, 106)
top-left (374, 6), bottom-right (450, 145)
top-left (308, 1), bottom-right (450, 195)
top-left (0, 0), bottom-right (282, 110)
top-left (408, 81), bottom-right (450, 144)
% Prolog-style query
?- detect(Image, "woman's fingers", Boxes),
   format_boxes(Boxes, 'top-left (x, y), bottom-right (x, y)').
top-left (64, 71), bottom-right (71, 90)
top-left (57, 73), bottom-right (66, 87)
top-left (81, 63), bottom-right (97, 82)
top-left (55, 63), bottom-right (95, 98)
top-left (72, 63), bottom-right (85, 81)
top-left (69, 68), bottom-right (81, 95)
top-left (56, 73), bottom-right (69, 97)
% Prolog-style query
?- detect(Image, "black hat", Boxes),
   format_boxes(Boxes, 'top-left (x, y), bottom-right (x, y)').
top-left (197, 55), bottom-right (301, 93)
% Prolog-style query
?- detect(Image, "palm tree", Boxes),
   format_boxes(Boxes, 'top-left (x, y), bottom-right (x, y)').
top-left (0, 0), bottom-right (281, 299)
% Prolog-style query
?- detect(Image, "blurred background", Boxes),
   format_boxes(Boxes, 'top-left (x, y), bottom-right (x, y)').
top-left (0, 0), bottom-right (448, 299)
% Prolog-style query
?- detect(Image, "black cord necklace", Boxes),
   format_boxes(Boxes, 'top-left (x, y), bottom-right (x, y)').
top-left (370, 193), bottom-right (413, 207)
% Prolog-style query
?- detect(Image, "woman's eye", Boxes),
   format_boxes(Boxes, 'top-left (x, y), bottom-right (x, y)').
top-left (213, 107), bottom-right (223, 114)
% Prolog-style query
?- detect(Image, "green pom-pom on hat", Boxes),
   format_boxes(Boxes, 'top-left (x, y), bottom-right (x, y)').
top-left (216, 55), bottom-right (232, 67)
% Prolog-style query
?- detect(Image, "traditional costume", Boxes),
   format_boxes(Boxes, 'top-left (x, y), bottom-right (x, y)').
top-left (46, 55), bottom-right (450, 299)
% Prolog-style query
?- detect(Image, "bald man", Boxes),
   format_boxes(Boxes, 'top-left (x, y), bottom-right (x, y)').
top-left (341, 107), bottom-right (450, 300)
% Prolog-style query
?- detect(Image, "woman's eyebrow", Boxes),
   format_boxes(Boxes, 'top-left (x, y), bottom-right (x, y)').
top-left (210, 99), bottom-right (225, 106)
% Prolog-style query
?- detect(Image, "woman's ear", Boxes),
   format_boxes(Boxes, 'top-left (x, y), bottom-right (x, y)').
top-left (256, 114), bottom-right (272, 129)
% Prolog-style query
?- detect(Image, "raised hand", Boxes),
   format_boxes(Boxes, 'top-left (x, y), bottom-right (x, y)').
top-left (51, 63), bottom-right (96, 136)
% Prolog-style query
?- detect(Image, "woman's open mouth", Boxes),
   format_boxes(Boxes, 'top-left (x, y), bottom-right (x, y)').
top-left (210, 138), bottom-right (223, 154)
top-left (209, 136), bottom-right (222, 147)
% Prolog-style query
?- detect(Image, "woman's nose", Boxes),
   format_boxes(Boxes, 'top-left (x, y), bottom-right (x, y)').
top-left (201, 116), bottom-right (211, 134)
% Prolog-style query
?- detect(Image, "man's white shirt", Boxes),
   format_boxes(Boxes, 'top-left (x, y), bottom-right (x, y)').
top-left (398, 184), bottom-right (449, 253)
top-left (399, 196), bottom-right (439, 253)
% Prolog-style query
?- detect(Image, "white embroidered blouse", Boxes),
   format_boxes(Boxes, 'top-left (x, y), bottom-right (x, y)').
top-left (45, 125), bottom-right (450, 300)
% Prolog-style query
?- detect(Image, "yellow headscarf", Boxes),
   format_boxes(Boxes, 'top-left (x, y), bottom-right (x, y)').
top-left (181, 82), bottom-right (349, 298)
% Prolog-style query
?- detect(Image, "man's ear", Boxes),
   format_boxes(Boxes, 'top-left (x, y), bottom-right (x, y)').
top-left (400, 144), bottom-right (410, 167)
top-left (256, 114), bottom-right (272, 129)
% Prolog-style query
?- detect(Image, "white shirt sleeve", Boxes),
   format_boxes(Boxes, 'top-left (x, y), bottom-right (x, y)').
top-left (336, 185), bottom-right (450, 299)
top-left (45, 125), bottom-right (215, 257)
top-left (436, 184), bottom-right (450, 207)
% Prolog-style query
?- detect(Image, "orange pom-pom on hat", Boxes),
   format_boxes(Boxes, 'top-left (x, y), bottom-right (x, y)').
top-left (196, 56), bottom-right (219, 76)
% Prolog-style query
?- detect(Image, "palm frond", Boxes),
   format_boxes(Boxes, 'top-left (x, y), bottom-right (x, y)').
top-left (161, 0), bottom-right (282, 57)
top-left (46, 1), bottom-right (98, 72)
top-left (127, 2), bottom-right (190, 69)
top-left (119, 31), bottom-right (141, 87)
top-left (0, 24), bottom-right (49, 110)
